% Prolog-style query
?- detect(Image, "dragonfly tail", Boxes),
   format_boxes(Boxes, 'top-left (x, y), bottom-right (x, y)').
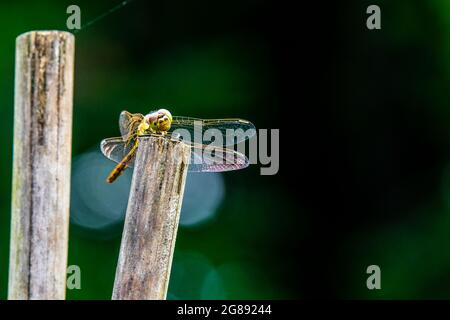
top-left (106, 162), bottom-right (127, 183)
top-left (106, 140), bottom-right (139, 183)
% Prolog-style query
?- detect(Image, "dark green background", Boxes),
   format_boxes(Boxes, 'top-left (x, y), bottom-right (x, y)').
top-left (2, 0), bottom-right (450, 299)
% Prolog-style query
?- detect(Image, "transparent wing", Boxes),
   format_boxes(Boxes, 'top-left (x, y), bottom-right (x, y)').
top-left (170, 116), bottom-right (256, 146)
top-left (100, 137), bottom-right (137, 168)
top-left (119, 111), bottom-right (144, 142)
top-left (136, 132), bottom-right (250, 172)
top-left (187, 142), bottom-right (249, 172)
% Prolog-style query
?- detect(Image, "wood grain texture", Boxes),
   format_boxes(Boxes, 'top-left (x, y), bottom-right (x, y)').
top-left (112, 136), bottom-right (191, 300)
top-left (8, 31), bottom-right (75, 300)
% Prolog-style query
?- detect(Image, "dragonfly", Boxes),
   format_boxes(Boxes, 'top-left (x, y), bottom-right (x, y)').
top-left (101, 109), bottom-right (256, 183)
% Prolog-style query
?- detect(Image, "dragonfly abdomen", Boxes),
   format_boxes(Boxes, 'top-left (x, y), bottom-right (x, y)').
top-left (106, 140), bottom-right (139, 183)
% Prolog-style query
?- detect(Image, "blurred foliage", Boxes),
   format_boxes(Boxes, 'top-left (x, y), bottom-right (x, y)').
top-left (328, 0), bottom-right (450, 298)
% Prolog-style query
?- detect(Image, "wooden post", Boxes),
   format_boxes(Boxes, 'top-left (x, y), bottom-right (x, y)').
top-left (8, 31), bottom-right (75, 300)
top-left (112, 136), bottom-right (190, 300)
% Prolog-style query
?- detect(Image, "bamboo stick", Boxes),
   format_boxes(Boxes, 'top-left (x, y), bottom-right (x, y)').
top-left (8, 31), bottom-right (75, 300)
top-left (112, 136), bottom-right (190, 300)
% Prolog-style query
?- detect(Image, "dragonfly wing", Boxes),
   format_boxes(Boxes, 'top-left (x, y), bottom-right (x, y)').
top-left (186, 142), bottom-right (249, 172)
top-left (170, 116), bottom-right (256, 146)
top-left (119, 111), bottom-right (144, 142)
top-left (100, 137), bottom-right (136, 168)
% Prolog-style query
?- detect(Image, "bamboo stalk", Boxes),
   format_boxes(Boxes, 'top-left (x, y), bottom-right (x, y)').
top-left (8, 31), bottom-right (75, 300)
top-left (112, 136), bottom-right (191, 300)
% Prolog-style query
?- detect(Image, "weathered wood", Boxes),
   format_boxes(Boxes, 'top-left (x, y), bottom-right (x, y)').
top-left (8, 31), bottom-right (75, 300)
top-left (112, 136), bottom-right (191, 300)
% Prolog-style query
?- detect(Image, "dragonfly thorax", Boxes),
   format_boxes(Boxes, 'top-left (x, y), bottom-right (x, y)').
top-left (136, 121), bottom-right (149, 136)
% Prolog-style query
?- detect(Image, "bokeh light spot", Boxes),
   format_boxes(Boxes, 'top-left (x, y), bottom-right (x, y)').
top-left (169, 251), bottom-right (224, 299)
top-left (201, 269), bottom-right (226, 299)
top-left (180, 173), bottom-right (225, 227)
top-left (70, 148), bottom-right (132, 238)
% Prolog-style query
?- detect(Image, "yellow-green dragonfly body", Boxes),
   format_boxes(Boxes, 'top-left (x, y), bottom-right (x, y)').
top-left (101, 109), bottom-right (255, 183)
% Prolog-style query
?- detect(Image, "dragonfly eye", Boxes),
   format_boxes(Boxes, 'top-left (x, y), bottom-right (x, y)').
top-left (157, 108), bottom-right (173, 122)
top-left (144, 114), bottom-right (157, 124)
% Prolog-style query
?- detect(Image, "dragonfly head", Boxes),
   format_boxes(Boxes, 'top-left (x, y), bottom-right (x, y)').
top-left (145, 108), bottom-right (173, 133)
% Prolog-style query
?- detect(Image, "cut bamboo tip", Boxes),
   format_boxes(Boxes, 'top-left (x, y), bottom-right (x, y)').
top-left (112, 136), bottom-right (191, 300)
top-left (9, 30), bottom-right (75, 300)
